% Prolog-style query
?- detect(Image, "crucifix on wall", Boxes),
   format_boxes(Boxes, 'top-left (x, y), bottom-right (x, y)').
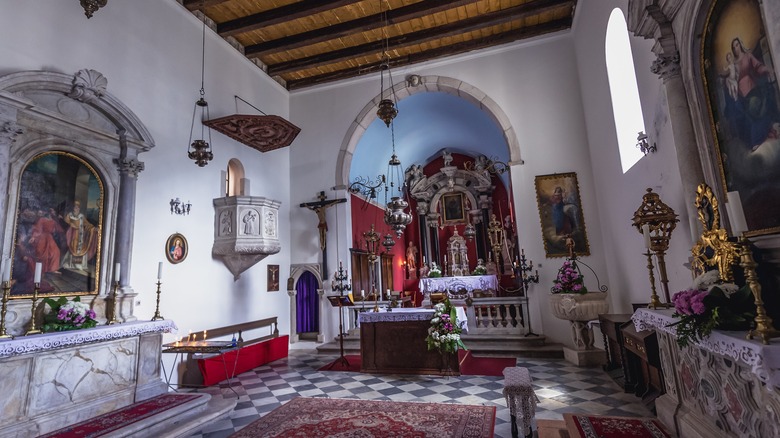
top-left (300, 191), bottom-right (346, 277)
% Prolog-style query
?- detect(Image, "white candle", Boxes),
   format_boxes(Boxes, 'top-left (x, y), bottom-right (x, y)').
top-left (34, 262), bottom-right (42, 283)
top-left (727, 191), bottom-right (748, 236)
top-left (114, 263), bottom-right (121, 282)
top-left (1, 260), bottom-right (10, 282)
top-left (642, 224), bottom-right (651, 249)
top-left (157, 262), bottom-right (163, 280)
top-left (361, 289), bottom-right (365, 298)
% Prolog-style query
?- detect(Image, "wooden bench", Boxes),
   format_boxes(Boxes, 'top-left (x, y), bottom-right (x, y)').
top-left (182, 317), bottom-right (288, 386)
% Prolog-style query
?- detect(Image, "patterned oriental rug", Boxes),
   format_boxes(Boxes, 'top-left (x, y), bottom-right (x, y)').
top-left (230, 396), bottom-right (496, 438)
top-left (40, 393), bottom-right (201, 438)
top-left (563, 413), bottom-right (672, 438)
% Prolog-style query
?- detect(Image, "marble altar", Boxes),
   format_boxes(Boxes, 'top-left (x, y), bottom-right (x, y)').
top-left (418, 275), bottom-right (498, 304)
top-left (633, 308), bottom-right (780, 438)
top-left (0, 320), bottom-right (176, 437)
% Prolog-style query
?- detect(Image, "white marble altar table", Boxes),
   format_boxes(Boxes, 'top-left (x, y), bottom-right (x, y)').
top-left (633, 308), bottom-right (780, 389)
top-left (0, 319), bottom-right (178, 357)
top-left (418, 275), bottom-right (498, 294)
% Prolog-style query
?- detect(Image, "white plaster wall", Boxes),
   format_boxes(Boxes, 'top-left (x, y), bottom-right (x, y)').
top-left (0, 0), bottom-right (292, 374)
top-left (290, 34), bottom-right (610, 348)
top-left (573, 1), bottom-right (696, 315)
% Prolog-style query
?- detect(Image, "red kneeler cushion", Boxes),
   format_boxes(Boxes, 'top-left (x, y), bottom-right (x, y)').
top-left (197, 335), bottom-right (289, 386)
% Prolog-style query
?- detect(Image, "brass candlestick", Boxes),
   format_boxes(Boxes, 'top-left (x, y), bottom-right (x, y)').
top-left (644, 251), bottom-right (664, 310)
top-left (373, 288), bottom-right (380, 312)
top-left (151, 280), bottom-right (164, 321)
top-left (739, 237), bottom-right (780, 344)
top-left (0, 281), bottom-right (13, 339)
top-left (106, 281), bottom-right (119, 325)
top-left (25, 283), bottom-right (42, 336)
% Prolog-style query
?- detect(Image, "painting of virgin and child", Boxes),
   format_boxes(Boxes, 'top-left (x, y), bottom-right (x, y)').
top-left (704, 0), bottom-right (780, 235)
top-left (10, 152), bottom-right (103, 297)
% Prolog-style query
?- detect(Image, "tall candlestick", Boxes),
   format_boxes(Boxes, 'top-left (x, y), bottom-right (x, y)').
top-left (114, 263), bottom-right (121, 282)
top-left (2, 260), bottom-right (10, 282)
top-left (157, 262), bottom-right (163, 280)
top-left (642, 224), bottom-right (651, 249)
top-left (34, 263), bottom-right (42, 283)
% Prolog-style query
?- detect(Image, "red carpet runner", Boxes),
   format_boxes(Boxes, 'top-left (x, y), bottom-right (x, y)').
top-left (40, 393), bottom-right (200, 438)
top-left (564, 413), bottom-right (672, 438)
top-left (230, 396), bottom-right (495, 438)
top-left (319, 350), bottom-right (516, 376)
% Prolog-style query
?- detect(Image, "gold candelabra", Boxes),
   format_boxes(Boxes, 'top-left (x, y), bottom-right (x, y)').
top-left (644, 250), bottom-right (664, 310)
top-left (25, 283), bottom-right (42, 336)
top-left (151, 280), bottom-right (164, 321)
top-left (739, 237), bottom-right (780, 344)
top-left (0, 281), bottom-right (12, 339)
top-left (106, 281), bottom-right (119, 325)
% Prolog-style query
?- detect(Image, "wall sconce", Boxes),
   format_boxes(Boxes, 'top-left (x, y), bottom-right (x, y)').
top-left (636, 131), bottom-right (657, 155)
top-left (170, 198), bottom-right (192, 215)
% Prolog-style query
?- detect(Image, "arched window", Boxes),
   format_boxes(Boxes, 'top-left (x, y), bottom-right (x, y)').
top-left (605, 8), bottom-right (646, 173)
top-left (226, 158), bottom-right (245, 196)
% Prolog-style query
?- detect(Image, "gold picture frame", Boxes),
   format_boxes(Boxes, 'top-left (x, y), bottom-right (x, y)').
top-left (441, 192), bottom-right (466, 225)
top-left (534, 172), bottom-right (590, 258)
top-left (165, 233), bottom-right (188, 264)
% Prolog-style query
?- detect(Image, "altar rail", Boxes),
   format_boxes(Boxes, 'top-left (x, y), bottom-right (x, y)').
top-left (454, 296), bottom-right (530, 336)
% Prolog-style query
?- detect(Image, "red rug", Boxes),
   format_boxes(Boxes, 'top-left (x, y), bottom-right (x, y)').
top-left (564, 413), bottom-right (672, 438)
top-left (230, 396), bottom-right (495, 437)
top-left (40, 393), bottom-right (200, 438)
top-left (319, 351), bottom-right (515, 377)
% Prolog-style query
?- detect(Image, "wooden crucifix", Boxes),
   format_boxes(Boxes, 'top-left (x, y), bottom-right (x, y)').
top-left (300, 191), bottom-right (346, 277)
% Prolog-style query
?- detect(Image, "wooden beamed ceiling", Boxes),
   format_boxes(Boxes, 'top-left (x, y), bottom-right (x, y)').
top-left (183, 0), bottom-right (577, 90)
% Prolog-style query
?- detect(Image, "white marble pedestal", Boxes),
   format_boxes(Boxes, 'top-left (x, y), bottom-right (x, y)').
top-left (0, 320), bottom-right (176, 437)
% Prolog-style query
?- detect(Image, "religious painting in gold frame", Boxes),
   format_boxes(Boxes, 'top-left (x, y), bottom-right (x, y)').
top-left (440, 192), bottom-right (466, 225)
top-left (165, 233), bottom-right (188, 264)
top-left (534, 172), bottom-right (590, 258)
top-left (10, 151), bottom-right (104, 298)
top-left (701, 0), bottom-right (780, 236)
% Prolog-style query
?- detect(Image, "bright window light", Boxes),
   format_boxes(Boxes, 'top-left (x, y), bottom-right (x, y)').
top-left (605, 8), bottom-right (646, 173)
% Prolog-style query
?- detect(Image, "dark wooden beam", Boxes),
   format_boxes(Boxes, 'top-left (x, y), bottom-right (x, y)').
top-left (183, 0), bottom-right (230, 11)
top-left (268, 0), bottom-right (574, 76)
top-left (244, 0), bottom-right (481, 58)
top-left (218, 0), bottom-right (361, 38)
top-left (286, 17), bottom-right (573, 90)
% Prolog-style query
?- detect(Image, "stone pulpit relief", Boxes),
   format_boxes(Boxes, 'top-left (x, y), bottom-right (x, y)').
top-left (213, 196), bottom-right (281, 280)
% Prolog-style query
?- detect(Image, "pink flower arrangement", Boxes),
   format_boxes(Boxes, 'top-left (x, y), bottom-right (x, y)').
top-left (668, 284), bottom-right (755, 347)
top-left (551, 260), bottom-right (587, 294)
top-left (672, 289), bottom-right (708, 316)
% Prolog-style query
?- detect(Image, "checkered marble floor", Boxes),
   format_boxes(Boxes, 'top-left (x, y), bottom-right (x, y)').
top-left (187, 349), bottom-right (653, 438)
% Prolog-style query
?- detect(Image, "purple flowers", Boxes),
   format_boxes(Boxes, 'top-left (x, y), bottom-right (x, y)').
top-left (42, 296), bottom-right (98, 332)
top-left (672, 289), bottom-right (708, 316)
top-left (552, 261), bottom-right (587, 294)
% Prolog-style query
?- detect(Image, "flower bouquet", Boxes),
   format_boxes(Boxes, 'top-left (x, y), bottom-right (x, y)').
top-left (426, 299), bottom-right (467, 353)
top-left (551, 260), bottom-right (587, 294)
top-left (472, 259), bottom-right (487, 275)
top-left (668, 282), bottom-right (755, 347)
top-left (42, 296), bottom-right (98, 332)
top-left (429, 262), bottom-right (442, 278)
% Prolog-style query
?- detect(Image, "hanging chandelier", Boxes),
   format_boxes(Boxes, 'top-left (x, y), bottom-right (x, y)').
top-left (187, 12), bottom-right (214, 167)
top-left (348, 0), bottom-right (411, 239)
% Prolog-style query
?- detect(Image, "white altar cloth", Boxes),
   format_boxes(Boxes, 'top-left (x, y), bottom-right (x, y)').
top-left (358, 307), bottom-right (469, 332)
top-left (418, 275), bottom-right (498, 294)
top-left (0, 319), bottom-right (178, 358)
top-left (633, 308), bottom-right (780, 389)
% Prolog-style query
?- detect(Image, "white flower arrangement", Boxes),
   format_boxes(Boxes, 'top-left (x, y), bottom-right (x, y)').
top-left (429, 262), bottom-right (442, 278)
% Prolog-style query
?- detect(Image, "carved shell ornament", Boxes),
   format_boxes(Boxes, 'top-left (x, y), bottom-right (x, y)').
top-left (68, 69), bottom-right (108, 104)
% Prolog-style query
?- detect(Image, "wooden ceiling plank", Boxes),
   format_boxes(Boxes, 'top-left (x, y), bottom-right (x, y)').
top-left (245, 0), bottom-right (480, 57)
top-left (183, 0), bottom-right (231, 11)
top-left (267, 0), bottom-right (574, 76)
top-left (218, 0), bottom-right (362, 38)
top-left (286, 17), bottom-right (573, 90)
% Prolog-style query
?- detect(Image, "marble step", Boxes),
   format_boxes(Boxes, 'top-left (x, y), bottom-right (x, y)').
top-left (118, 393), bottom-right (236, 438)
top-left (315, 334), bottom-right (564, 359)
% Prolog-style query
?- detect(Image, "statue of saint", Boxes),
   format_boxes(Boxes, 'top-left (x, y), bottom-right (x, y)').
top-left (406, 241), bottom-right (418, 271)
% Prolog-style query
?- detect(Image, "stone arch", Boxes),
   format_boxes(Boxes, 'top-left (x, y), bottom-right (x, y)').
top-left (335, 75), bottom-right (521, 188)
top-left (286, 263), bottom-right (324, 343)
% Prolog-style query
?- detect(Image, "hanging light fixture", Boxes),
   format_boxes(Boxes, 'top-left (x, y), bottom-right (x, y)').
top-left (349, 0), bottom-right (411, 239)
top-left (187, 11), bottom-right (214, 167)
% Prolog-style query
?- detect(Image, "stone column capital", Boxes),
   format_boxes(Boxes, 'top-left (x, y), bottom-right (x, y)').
top-left (650, 52), bottom-right (681, 81)
top-left (115, 158), bottom-right (145, 178)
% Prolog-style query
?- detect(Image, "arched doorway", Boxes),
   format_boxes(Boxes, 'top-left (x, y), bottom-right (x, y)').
top-left (295, 271), bottom-right (320, 341)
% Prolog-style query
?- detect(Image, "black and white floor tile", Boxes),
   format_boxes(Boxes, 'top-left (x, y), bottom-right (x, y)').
top-left (187, 349), bottom-right (653, 438)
